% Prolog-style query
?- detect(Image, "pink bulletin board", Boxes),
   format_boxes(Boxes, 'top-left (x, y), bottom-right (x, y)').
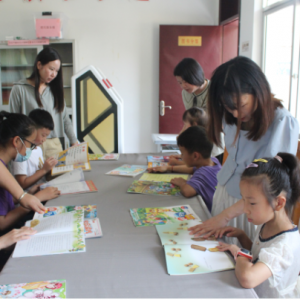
top-left (36, 18), bottom-right (61, 38)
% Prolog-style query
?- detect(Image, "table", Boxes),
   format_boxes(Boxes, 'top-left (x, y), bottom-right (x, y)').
top-left (0, 154), bottom-right (258, 298)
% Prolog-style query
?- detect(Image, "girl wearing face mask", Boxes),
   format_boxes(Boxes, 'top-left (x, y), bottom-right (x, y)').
top-left (188, 56), bottom-right (299, 243)
top-left (9, 47), bottom-right (78, 159)
top-left (0, 111), bottom-right (48, 231)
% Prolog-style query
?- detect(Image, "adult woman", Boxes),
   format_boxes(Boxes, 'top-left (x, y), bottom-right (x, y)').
top-left (9, 47), bottom-right (77, 158)
top-left (174, 58), bottom-right (210, 109)
top-left (188, 56), bottom-right (299, 242)
top-left (173, 58), bottom-right (224, 160)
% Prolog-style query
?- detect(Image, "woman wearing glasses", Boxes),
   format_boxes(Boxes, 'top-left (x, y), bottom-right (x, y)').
top-left (0, 111), bottom-right (57, 231)
top-left (9, 47), bottom-right (78, 159)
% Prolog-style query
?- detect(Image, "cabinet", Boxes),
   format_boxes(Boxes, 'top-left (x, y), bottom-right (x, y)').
top-left (0, 39), bottom-right (75, 117)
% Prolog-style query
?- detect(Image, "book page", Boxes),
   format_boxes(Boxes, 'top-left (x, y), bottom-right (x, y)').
top-left (164, 244), bottom-right (234, 275)
top-left (51, 162), bottom-right (91, 175)
top-left (41, 169), bottom-right (84, 189)
top-left (50, 181), bottom-right (97, 195)
top-left (13, 210), bottom-right (85, 257)
top-left (139, 173), bottom-right (189, 182)
top-left (106, 165), bottom-right (147, 177)
top-left (25, 210), bottom-right (78, 235)
top-left (84, 218), bottom-right (103, 238)
top-left (52, 142), bottom-right (89, 167)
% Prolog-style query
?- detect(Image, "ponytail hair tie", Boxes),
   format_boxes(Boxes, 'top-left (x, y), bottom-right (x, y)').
top-left (274, 155), bottom-right (283, 163)
top-left (246, 163), bottom-right (258, 169)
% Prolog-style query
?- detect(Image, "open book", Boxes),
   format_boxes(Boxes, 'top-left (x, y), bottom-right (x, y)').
top-left (106, 165), bottom-right (147, 177)
top-left (147, 155), bottom-right (170, 168)
top-left (0, 279), bottom-right (66, 299)
top-left (13, 210), bottom-right (85, 258)
top-left (33, 205), bottom-right (102, 239)
top-left (41, 169), bottom-right (97, 195)
top-left (51, 142), bottom-right (91, 176)
top-left (156, 220), bottom-right (235, 275)
top-left (89, 153), bottom-right (120, 161)
top-left (129, 205), bottom-right (200, 227)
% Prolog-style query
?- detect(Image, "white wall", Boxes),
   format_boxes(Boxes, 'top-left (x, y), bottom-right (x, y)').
top-left (0, 0), bottom-right (219, 153)
top-left (239, 0), bottom-right (263, 66)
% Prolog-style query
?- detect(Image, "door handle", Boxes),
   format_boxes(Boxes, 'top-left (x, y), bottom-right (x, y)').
top-left (160, 100), bottom-right (172, 116)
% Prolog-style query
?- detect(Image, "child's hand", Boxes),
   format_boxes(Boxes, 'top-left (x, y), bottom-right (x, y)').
top-left (171, 178), bottom-right (187, 187)
top-left (215, 226), bottom-right (244, 239)
top-left (0, 227), bottom-right (37, 249)
top-left (42, 157), bottom-right (59, 172)
top-left (27, 183), bottom-right (43, 195)
top-left (217, 241), bottom-right (240, 260)
top-left (147, 166), bottom-right (168, 173)
top-left (35, 187), bottom-right (60, 201)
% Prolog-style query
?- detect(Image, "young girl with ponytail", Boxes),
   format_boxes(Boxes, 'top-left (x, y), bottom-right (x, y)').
top-left (216, 153), bottom-right (300, 298)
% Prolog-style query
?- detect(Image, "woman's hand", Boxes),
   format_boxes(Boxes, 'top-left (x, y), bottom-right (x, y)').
top-left (20, 194), bottom-right (45, 214)
top-left (188, 213), bottom-right (229, 238)
top-left (0, 227), bottom-right (37, 250)
top-left (217, 241), bottom-right (240, 260)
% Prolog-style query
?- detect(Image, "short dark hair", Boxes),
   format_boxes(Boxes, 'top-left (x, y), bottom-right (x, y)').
top-left (0, 111), bottom-right (36, 148)
top-left (29, 109), bottom-right (54, 131)
top-left (207, 56), bottom-right (282, 147)
top-left (182, 107), bottom-right (208, 128)
top-left (28, 47), bottom-right (64, 113)
top-left (241, 152), bottom-right (300, 216)
top-left (177, 126), bottom-right (213, 159)
top-left (173, 58), bottom-right (205, 86)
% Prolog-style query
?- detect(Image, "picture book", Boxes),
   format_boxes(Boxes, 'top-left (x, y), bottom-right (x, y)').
top-left (127, 180), bottom-right (181, 196)
top-left (155, 220), bottom-right (235, 275)
top-left (89, 153), bottom-right (120, 161)
top-left (41, 169), bottom-right (97, 195)
top-left (0, 279), bottom-right (66, 298)
top-left (147, 155), bottom-right (170, 168)
top-left (129, 205), bottom-right (200, 227)
top-left (13, 210), bottom-right (85, 258)
top-left (51, 142), bottom-right (91, 176)
top-left (106, 165), bottom-right (147, 177)
top-left (139, 173), bottom-right (189, 182)
top-left (33, 205), bottom-right (101, 239)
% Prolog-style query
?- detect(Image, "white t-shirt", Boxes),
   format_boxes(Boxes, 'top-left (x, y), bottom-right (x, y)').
top-left (252, 224), bottom-right (300, 298)
top-left (11, 147), bottom-right (46, 191)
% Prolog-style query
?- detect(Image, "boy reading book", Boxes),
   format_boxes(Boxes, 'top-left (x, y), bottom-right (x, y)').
top-left (12, 109), bottom-right (60, 201)
top-left (147, 126), bottom-right (221, 212)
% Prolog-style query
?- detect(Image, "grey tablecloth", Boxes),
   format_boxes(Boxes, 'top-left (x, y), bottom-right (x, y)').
top-left (0, 154), bottom-right (258, 298)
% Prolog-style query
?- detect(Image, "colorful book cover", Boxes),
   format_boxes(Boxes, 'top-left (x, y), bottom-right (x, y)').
top-left (164, 244), bottom-right (234, 275)
top-left (89, 153), bottom-right (120, 161)
top-left (0, 279), bottom-right (66, 298)
top-left (84, 218), bottom-right (102, 238)
top-left (129, 205), bottom-right (200, 227)
top-left (127, 180), bottom-right (181, 196)
top-left (147, 155), bottom-right (169, 168)
top-left (106, 165), bottom-right (147, 177)
top-left (139, 173), bottom-right (189, 182)
top-left (33, 205), bottom-right (97, 220)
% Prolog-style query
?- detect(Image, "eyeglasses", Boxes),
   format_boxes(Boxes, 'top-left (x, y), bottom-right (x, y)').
top-left (20, 137), bottom-right (36, 151)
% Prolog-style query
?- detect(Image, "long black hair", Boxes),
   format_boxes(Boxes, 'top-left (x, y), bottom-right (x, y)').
top-left (241, 152), bottom-right (300, 217)
top-left (0, 111), bottom-right (36, 148)
top-left (207, 56), bottom-right (282, 147)
top-left (173, 58), bottom-right (205, 86)
top-left (28, 47), bottom-right (64, 113)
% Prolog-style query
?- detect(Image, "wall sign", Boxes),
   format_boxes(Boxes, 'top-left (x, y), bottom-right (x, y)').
top-left (178, 36), bottom-right (202, 46)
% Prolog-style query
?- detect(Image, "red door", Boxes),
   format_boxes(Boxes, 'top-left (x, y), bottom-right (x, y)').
top-left (222, 19), bottom-right (239, 63)
top-left (159, 24), bottom-right (238, 133)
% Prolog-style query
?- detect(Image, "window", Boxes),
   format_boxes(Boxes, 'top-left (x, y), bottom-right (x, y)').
top-left (262, 0), bottom-right (300, 121)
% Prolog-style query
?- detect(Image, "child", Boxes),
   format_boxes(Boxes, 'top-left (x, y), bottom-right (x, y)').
top-left (169, 107), bottom-right (224, 165)
top-left (0, 111), bottom-right (57, 231)
top-left (148, 126), bottom-right (221, 212)
top-left (216, 153), bottom-right (300, 298)
top-left (12, 109), bottom-right (59, 200)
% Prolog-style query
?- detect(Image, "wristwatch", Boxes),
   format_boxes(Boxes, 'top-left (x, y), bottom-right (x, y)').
top-left (237, 248), bottom-right (253, 260)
